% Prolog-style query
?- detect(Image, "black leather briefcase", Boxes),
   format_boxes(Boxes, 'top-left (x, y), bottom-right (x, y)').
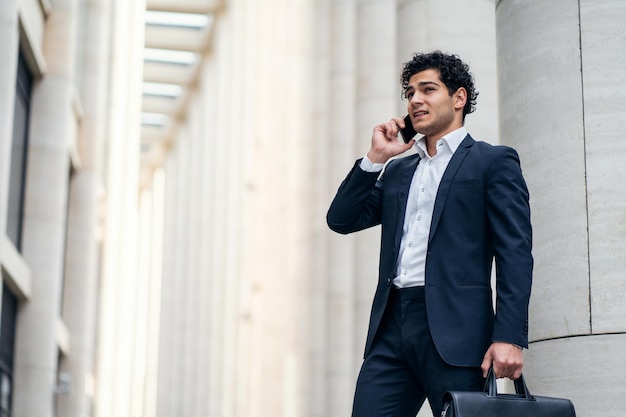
top-left (441, 368), bottom-right (576, 417)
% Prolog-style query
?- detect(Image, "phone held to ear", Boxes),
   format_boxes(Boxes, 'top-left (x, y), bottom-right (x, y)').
top-left (399, 114), bottom-right (417, 144)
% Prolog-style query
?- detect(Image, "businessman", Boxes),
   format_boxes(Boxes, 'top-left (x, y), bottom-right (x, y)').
top-left (327, 51), bottom-right (533, 417)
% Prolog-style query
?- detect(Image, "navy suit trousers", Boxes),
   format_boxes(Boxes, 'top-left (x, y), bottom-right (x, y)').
top-left (351, 287), bottom-right (484, 417)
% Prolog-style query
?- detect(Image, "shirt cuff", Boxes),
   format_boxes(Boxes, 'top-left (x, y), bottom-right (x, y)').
top-left (360, 154), bottom-right (385, 172)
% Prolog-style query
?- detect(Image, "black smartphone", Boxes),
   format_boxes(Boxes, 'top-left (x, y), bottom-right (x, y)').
top-left (399, 114), bottom-right (417, 144)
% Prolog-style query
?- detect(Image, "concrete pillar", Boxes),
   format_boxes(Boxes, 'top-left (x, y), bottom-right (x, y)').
top-left (142, 168), bottom-right (165, 417)
top-left (12, 0), bottom-right (79, 415)
top-left (174, 125), bottom-right (191, 417)
top-left (0, 0), bottom-right (19, 238)
top-left (354, 0), bottom-right (396, 369)
top-left (59, 173), bottom-right (99, 417)
top-left (195, 65), bottom-right (214, 417)
top-left (186, 94), bottom-right (208, 417)
top-left (497, 1), bottom-right (626, 416)
top-left (230, 1), bottom-right (314, 416)
top-left (156, 150), bottom-right (180, 417)
top-left (154, 98), bottom-right (222, 417)
top-left (212, 19), bottom-right (238, 417)
top-left (56, 0), bottom-right (111, 416)
top-left (195, 57), bottom-right (222, 417)
top-left (93, 0), bottom-right (144, 414)
top-left (282, 0), bottom-right (315, 413)
top-left (226, 4), bottom-right (254, 416)
top-left (183, 97), bottom-right (202, 417)
top-left (309, 1), bottom-right (331, 416)
top-left (131, 186), bottom-right (157, 417)
top-left (325, 1), bottom-right (358, 416)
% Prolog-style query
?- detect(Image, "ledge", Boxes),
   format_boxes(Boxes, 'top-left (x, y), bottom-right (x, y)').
top-left (0, 234), bottom-right (32, 301)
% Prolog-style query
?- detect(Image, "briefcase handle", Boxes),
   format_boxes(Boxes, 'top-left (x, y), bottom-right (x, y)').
top-left (485, 367), bottom-right (535, 400)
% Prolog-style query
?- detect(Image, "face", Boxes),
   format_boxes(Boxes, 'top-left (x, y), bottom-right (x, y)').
top-left (404, 69), bottom-right (466, 140)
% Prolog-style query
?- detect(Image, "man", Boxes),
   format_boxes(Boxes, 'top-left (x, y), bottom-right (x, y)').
top-left (326, 51), bottom-right (533, 417)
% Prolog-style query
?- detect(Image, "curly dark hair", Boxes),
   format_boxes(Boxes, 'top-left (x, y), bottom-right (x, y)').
top-left (401, 51), bottom-right (478, 120)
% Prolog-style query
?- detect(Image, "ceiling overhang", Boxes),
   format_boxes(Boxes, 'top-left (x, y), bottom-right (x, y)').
top-left (140, 0), bottom-right (224, 188)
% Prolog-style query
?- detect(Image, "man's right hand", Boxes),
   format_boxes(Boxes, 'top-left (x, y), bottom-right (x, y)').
top-left (366, 117), bottom-right (416, 164)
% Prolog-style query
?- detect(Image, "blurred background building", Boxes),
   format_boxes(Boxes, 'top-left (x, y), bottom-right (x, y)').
top-left (0, 0), bottom-right (625, 417)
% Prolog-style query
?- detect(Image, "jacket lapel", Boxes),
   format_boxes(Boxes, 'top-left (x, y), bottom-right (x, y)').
top-left (429, 134), bottom-right (475, 242)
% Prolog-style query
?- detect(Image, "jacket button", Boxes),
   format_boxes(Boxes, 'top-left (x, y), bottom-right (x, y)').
top-left (386, 278), bottom-right (391, 286)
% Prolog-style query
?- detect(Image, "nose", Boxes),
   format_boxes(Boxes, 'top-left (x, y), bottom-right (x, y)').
top-left (409, 91), bottom-right (423, 107)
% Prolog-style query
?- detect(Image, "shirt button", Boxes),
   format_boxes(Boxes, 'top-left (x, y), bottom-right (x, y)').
top-left (427, 160), bottom-right (433, 166)
top-left (408, 242), bottom-right (413, 247)
top-left (417, 215), bottom-right (422, 221)
top-left (420, 187), bottom-right (425, 192)
top-left (403, 270), bottom-right (407, 275)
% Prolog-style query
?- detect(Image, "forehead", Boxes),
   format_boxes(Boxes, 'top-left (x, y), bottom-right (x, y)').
top-left (407, 68), bottom-right (443, 88)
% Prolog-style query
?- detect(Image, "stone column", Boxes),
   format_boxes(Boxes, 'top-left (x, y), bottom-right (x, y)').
top-left (231, 1), bottom-right (316, 416)
top-left (142, 168), bottom-right (165, 417)
top-left (354, 0), bottom-right (396, 368)
top-left (183, 97), bottom-right (202, 417)
top-left (326, 1), bottom-right (358, 416)
top-left (225, 4), bottom-right (254, 417)
top-left (93, 0), bottom-right (144, 414)
top-left (12, 0), bottom-right (78, 416)
top-left (190, 58), bottom-right (221, 417)
top-left (155, 150), bottom-right (180, 417)
top-left (213, 19), bottom-right (239, 417)
top-left (497, 2), bottom-right (626, 416)
top-left (197, 61), bottom-right (218, 417)
top-left (309, 1), bottom-right (331, 416)
top-left (174, 125), bottom-right (191, 417)
top-left (56, 0), bottom-right (111, 416)
top-left (0, 0), bottom-right (19, 246)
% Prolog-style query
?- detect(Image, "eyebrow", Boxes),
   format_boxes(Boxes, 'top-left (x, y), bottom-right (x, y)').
top-left (416, 81), bottom-right (440, 88)
top-left (405, 81), bottom-right (440, 92)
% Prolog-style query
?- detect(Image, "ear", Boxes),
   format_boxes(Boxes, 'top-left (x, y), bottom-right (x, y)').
top-left (454, 87), bottom-right (467, 111)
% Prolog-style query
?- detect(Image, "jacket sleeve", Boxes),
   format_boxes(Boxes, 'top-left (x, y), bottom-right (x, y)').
top-left (326, 158), bottom-right (386, 235)
top-left (486, 146), bottom-right (533, 348)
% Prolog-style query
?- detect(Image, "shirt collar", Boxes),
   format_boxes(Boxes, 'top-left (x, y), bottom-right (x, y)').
top-left (415, 126), bottom-right (468, 159)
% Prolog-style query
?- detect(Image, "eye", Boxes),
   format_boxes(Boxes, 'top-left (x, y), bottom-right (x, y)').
top-left (405, 91), bottom-right (414, 100)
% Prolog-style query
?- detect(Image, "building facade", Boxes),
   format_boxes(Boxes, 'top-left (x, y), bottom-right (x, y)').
top-left (0, 1), bottom-right (624, 417)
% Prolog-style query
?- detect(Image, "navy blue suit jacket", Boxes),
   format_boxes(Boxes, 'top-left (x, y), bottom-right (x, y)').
top-left (327, 134), bottom-right (533, 367)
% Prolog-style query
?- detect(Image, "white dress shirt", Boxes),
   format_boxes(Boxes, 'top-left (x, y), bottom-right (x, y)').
top-left (360, 126), bottom-right (468, 287)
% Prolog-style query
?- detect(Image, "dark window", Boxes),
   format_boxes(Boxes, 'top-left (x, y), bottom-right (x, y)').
top-left (7, 52), bottom-right (33, 251)
top-left (0, 284), bottom-right (18, 417)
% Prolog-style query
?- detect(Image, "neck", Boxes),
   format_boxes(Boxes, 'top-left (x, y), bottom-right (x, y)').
top-left (425, 138), bottom-right (438, 157)
top-left (423, 123), bottom-right (465, 157)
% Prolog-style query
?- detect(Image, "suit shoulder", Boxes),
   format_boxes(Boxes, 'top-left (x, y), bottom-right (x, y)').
top-left (472, 140), bottom-right (520, 159)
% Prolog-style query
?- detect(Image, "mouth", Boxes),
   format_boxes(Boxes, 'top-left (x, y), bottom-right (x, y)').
top-left (413, 110), bottom-right (428, 120)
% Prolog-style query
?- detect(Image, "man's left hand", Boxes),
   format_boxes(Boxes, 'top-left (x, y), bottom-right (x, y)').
top-left (480, 342), bottom-right (524, 380)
